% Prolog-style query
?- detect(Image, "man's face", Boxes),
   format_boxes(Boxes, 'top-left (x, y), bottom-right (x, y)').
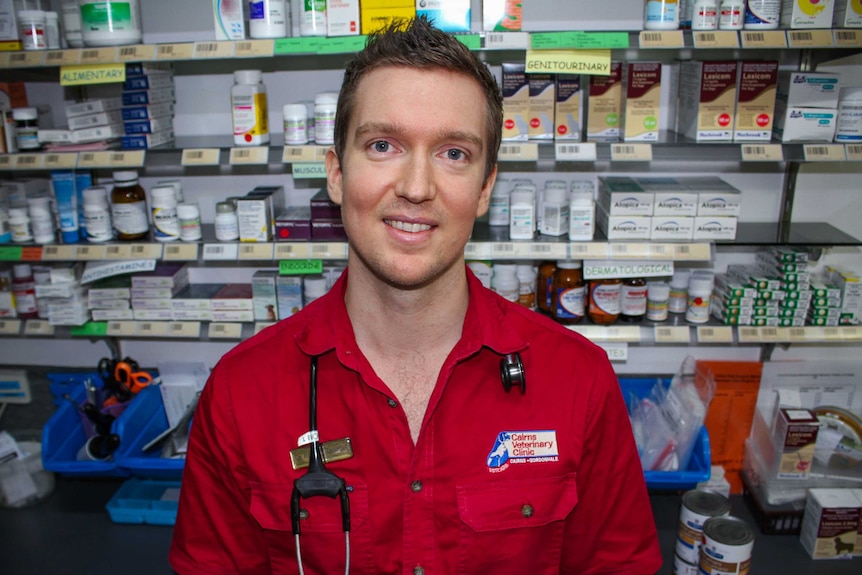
top-left (326, 66), bottom-right (496, 290)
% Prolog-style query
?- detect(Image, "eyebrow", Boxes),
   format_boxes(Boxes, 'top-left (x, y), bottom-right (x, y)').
top-left (354, 121), bottom-right (484, 151)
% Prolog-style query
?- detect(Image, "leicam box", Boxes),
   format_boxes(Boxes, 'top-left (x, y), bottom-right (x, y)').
top-left (734, 61), bottom-right (779, 142)
top-left (678, 61), bottom-right (738, 142)
top-left (554, 75), bottom-right (582, 141)
top-left (502, 63), bottom-right (529, 141)
top-left (596, 207), bottom-right (651, 240)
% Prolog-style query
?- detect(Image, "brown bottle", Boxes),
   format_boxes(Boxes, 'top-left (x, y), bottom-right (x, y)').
top-left (552, 260), bottom-right (585, 325)
top-left (110, 171), bottom-right (149, 241)
top-left (536, 261), bottom-right (556, 315)
top-left (620, 278), bottom-right (647, 323)
top-left (588, 278), bottom-right (622, 325)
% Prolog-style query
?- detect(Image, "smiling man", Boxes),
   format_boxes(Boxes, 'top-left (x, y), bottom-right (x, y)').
top-left (170, 17), bottom-right (662, 575)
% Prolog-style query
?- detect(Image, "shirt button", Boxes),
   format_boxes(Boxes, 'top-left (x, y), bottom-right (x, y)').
top-left (299, 508), bottom-right (310, 520)
top-left (413, 567), bottom-right (425, 575)
top-left (521, 504), bottom-right (534, 518)
top-left (387, 398), bottom-right (398, 408)
top-left (410, 480), bottom-right (423, 493)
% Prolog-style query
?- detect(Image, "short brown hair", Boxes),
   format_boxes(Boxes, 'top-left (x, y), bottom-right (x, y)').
top-left (334, 17), bottom-right (502, 180)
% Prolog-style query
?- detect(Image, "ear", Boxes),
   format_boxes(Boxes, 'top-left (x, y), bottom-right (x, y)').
top-left (325, 147), bottom-right (343, 205)
top-left (475, 164), bottom-right (497, 218)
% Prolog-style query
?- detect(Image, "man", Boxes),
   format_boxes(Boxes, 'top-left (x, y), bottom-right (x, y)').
top-left (170, 17), bottom-right (662, 575)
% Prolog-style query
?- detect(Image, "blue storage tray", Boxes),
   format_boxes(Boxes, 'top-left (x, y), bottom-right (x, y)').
top-left (113, 385), bottom-right (185, 480)
top-left (619, 377), bottom-right (711, 490)
top-left (106, 478), bottom-right (181, 525)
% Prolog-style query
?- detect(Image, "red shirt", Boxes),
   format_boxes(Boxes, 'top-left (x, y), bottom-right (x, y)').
top-left (170, 269), bottom-right (662, 575)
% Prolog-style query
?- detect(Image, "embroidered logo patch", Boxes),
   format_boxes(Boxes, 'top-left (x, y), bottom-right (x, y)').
top-left (486, 430), bottom-right (559, 473)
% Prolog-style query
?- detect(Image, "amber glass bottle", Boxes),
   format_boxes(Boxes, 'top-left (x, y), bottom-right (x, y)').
top-left (110, 171), bottom-right (148, 241)
top-left (536, 261), bottom-right (556, 315)
top-left (588, 278), bottom-right (622, 325)
top-left (620, 277), bottom-right (648, 323)
top-left (552, 260), bottom-right (585, 325)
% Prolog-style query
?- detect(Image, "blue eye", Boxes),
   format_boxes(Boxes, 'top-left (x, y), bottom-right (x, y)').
top-left (447, 149), bottom-right (465, 161)
top-left (373, 141), bottom-right (390, 152)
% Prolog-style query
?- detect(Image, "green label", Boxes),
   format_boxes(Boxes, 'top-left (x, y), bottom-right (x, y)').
top-left (305, 0), bottom-right (325, 9)
top-left (280, 259), bottom-right (323, 275)
top-left (292, 163), bottom-right (327, 179)
top-left (316, 36), bottom-right (368, 54)
top-left (643, 116), bottom-right (658, 130)
top-left (0, 246), bottom-right (23, 261)
top-left (81, 2), bottom-right (133, 29)
top-left (606, 113), bottom-right (619, 127)
top-left (70, 322), bottom-right (109, 337)
top-left (274, 37), bottom-right (319, 54)
top-left (456, 34), bottom-right (482, 51)
top-left (530, 32), bottom-right (630, 50)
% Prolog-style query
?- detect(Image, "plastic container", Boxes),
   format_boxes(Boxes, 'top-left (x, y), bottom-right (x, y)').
top-left (539, 186), bottom-right (569, 237)
top-left (744, 0), bottom-right (781, 29)
top-left (536, 260), bottom-right (556, 314)
top-left (150, 185), bottom-right (179, 242)
top-left (8, 208), bottom-right (33, 243)
top-left (313, 92), bottom-right (338, 145)
top-left (82, 186), bottom-right (112, 242)
top-left (113, 385), bottom-right (184, 479)
top-left (553, 260), bottom-right (586, 324)
top-left (79, 0), bottom-right (143, 47)
top-left (248, 0), bottom-right (288, 39)
top-left (691, 0), bottom-right (719, 30)
top-left (644, 0), bottom-right (681, 30)
top-left (214, 201), bottom-right (239, 241)
top-left (17, 9), bottom-right (47, 50)
top-left (568, 190), bottom-right (595, 241)
top-left (12, 107), bottom-right (40, 150)
top-left (718, 0), bottom-right (744, 30)
top-left (516, 264), bottom-right (537, 310)
top-left (685, 272), bottom-right (714, 324)
top-left (492, 263), bottom-right (520, 302)
top-left (300, 0), bottom-right (326, 36)
top-left (106, 478), bottom-right (181, 525)
top-left (176, 203), bottom-right (202, 241)
top-left (488, 178), bottom-right (510, 226)
top-left (111, 171), bottom-right (148, 240)
top-left (835, 86), bottom-right (862, 143)
top-left (509, 189), bottom-right (535, 240)
top-left (0, 431), bottom-right (55, 508)
top-left (27, 195), bottom-right (55, 244)
top-left (282, 103), bottom-right (308, 145)
top-left (668, 269), bottom-right (690, 314)
top-left (61, 0), bottom-right (84, 47)
top-left (44, 11), bottom-right (60, 48)
top-left (232, 70), bottom-right (270, 146)
top-left (646, 281), bottom-right (670, 321)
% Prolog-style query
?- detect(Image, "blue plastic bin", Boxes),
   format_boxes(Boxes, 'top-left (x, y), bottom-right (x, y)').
top-left (114, 385), bottom-right (186, 480)
top-left (619, 377), bottom-right (711, 490)
top-left (106, 478), bottom-right (181, 525)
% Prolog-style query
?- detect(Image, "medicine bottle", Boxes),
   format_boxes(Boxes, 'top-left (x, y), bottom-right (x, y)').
top-left (300, 0), bottom-right (326, 36)
top-left (536, 261), bottom-right (556, 314)
top-left (27, 196), bottom-right (55, 244)
top-left (718, 0), bottom-right (744, 30)
top-left (79, 0), bottom-right (143, 46)
top-left (215, 202), bottom-right (240, 241)
top-left (314, 92), bottom-right (338, 145)
top-left (491, 263), bottom-right (520, 303)
top-left (540, 186), bottom-right (569, 237)
top-left (18, 10), bottom-right (47, 50)
top-left (150, 185), bottom-right (180, 242)
top-left (12, 264), bottom-right (38, 319)
top-left (45, 11), bottom-right (60, 48)
top-left (283, 104), bottom-right (309, 145)
top-left (488, 178), bottom-right (510, 227)
top-left (8, 208), bottom-right (33, 243)
top-left (553, 260), bottom-right (586, 325)
top-left (304, 275), bottom-right (328, 305)
top-left (516, 264), bottom-right (537, 310)
top-left (12, 107), bottom-right (40, 151)
top-left (61, 0), bottom-right (83, 47)
top-left (691, 0), bottom-right (718, 30)
top-left (110, 171), bottom-right (148, 240)
top-left (646, 281), bottom-right (670, 322)
top-left (743, 0), bottom-right (780, 30)
top-left (177, 203), bottom-right (203, 242)
top-left (509, 189), bottom-right (535, 240)
top-left (668, 270), bottom-right (690, 314)
top-left (249, 0), bottom-right (288, 39)
top-left (232, 70), bottom-right (270, 146)
top-left (835, 87), bottom-right (862, 143)
top-left (569, 190), bottom-right (595, 241)
top-left (685, 273), bottom-right (714, 324)
top-left (644, 0), bottom-right (681, 30)
top-left (620, 277), bottom-right (648, 323)
top-left (82, 186), bottom-right (112, 242)
top-left (588, 278), bottom-right (622, 325)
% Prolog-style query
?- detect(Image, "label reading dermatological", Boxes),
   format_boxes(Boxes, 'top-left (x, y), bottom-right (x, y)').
top-left (486, 430), bottom-right (559, 473)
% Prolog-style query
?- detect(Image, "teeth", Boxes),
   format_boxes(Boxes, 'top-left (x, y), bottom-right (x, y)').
top-left (386, 219), bottom-right (431, 233)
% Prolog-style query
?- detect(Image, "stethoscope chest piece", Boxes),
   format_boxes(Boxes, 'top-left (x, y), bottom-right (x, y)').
top-left (500, 352), bottom-right (526, 395)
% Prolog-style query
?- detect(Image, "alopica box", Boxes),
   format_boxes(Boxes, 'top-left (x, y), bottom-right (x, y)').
top-left (678, 60), bottom-right (738, 142)
top-left (327, 0), bottom-right (361, 36)
top-left (696, 190), bottom-right (742, 217)
top-left (587, 62), bottom-right (622, 142)
top-left (778, 72), bottom-right (841, 108)
top-left (693, 216), bottom-right (737, 240)
top-left (415, 0), bottom-right (470, 32)
top-left (597, 176), bottom-right (653, 216)
top-left (774, 102), bottom-right (838, 143)
top-left (528, 73), bottom-right (555, 140)
top-left (781, 0), bottom-right (835, 29)
top-left (555, 75), bottom-right (582, 141)
top-left (636, 177), bottom-right (697, 216)
top-left (734, 61), bottom-right (779, 142)
top-left (801, 489), bottom-right (861, 559)
top-left (834, 0), bottom-right (862, 27)
top-left (596, 208), bottom-right (651, 240)
top-left (650, 216), bottom-right (694, 241)
top-left (624, 62), bottom-right (662, 142)
top-left (502, 63), bottom-right (529, 141)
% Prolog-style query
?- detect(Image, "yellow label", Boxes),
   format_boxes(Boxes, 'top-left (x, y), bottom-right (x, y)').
top-left (741, 30), bottom-right (787, 48)
top-left (75, 245), bottom-right (107, 260)
top-left (693, 31), bottom-right (739, 48)
top-left (116, 45), bottom-right (157, 61)
top-left (194, 41), bottom-right (235, 59)
top-left (275, 243), bottom-right (310, 259)
top-left (638, 30), bottom-right (684, 48)
top-left (525, 49), bottom-right (612, 77)
top-left (787, 29), bottom-right (834, 48)
top-left (741, 143), bottom-right (784, 162)
top-left (238, 243), bottom-right (274, 260)
top-left (60, 63), bottom-right (126, 86)
top-left (834, 30), bottom-right (862, 47)
top-left (0, 320), bottom-right (22, 335)
top-left (163, 243), bottom-right (199, 261)
top-left (283, 146), bottom-right (321, 163)
top-left (167, 322), bottom-right (201, 338)
top-left (79, 47), bottom-right (118, 64)
top-left (229, 147), bottom-right (269, 164)
top-left (103, 245), bottom-right (132, 259)
top-left (107, 321), bottom-right (138, 337)
top-left (611, 143), bottom-right (653, 161)
top-left (182, 149), bottom-right (221, 166)
top-left (156, 43), bottom-right (195, 60)
top-left (137, 321), bottom-right (168, 337)
top-left (41, 245), bottom-right (76, 261)
top-left (847, 144), bottom-right (862, 161)
top-left (8, 51), bottom-right (44, 68)
top-left (208, 323), bottom-right (243, 339)
top-left (44, 50), bottom-right (81, 66)
top-left (655, 326), bottom-right (690, 343)
top-left (697, 326), bottom-right (734, 343)
top-left (12, 154), bottom-right (43, 170)
top-left (234, 40), bottom-right (275, 58)
top-left (804, 144), bottom-right (847, 162)
top-left (25, 320), bottom-right (55, 336)
top-left (43, 153), bottom-right (79, 169)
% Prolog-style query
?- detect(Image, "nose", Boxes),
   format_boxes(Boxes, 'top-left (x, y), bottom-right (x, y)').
top-left (396, 152), bottom-right (436, 204)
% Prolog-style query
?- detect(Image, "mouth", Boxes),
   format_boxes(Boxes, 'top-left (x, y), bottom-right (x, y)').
top-left (384, 219), bottom-right (433, 233)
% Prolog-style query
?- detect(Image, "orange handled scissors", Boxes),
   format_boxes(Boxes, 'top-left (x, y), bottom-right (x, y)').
top-left (115, 361), bottom-right (153, 395)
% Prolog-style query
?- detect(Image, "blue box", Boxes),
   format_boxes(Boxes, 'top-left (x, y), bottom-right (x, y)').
top-left (106, 478), bottom-right (180, 525)
top-left (619, 377), bottom-right (711, 490)
top-left (113, 385), bottom-right (185, 480)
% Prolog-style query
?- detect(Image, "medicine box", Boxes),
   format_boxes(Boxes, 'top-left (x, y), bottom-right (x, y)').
top-left (121, 102), bottom-right (175, 121)
top-left (237, 186), bottom-right (286, 243)
top-left (693, 217), bottom-right (738, 240)
top-left (415, 0), bottom-right (471, 32)
top-left (276, 276), bottom-right (304, 320)
top-left (213, 0), bottom-right (245, 40)
top-left (695, 187), bottom-right (742, 217)
top-left (252, 270), bottom-right (279, 322)
top-left (171, 284), bottom-right (221, 311)
top-left (132, 263), bottom-right (189, 289)
top-left (67, 110), bottom-right (125, 131)
top-left (678, 60), bottom-right (738, 142)
top-left (528, 74), bottom-right (555, 140)
top-left (782, 0), bottom-right (836, 29)
top-left (121, 129), bottom-right (175, 150)
top-left (502, 63), bottom-right (529, 141)
top-left (124, 62), bottom-right (173, 77)
top-left (311, 218), bottom-right (349, 241)
top-left (596, 208), bottom-right (652, 240)
top-left (275, 206), bottom-right (312, 241)
top-left (597, 176), bottom-right (653, 216)
top-left (801, 488), bottom-right (861, 559)
top-left (211, 283), bottom-right (253, 311)
top-left (66, 98), bottom-right (124, 118)
top-left (122, 73), bottom-right (175, 92)
top-left (554, 75), bottom-right (582, 141)
top-left (774, 103), bottom-right (838, 143)
top-left (483, 0), bottom-right (519, 31)
top-left (586, 62), bottom-right (622, 142)
top-left (309, 188), bottom-right (341, 220)
top-left (624, 62), bottom-right (663, 142)
top-left (650, 216), bottom-right (694, 241)
top-left (771, 408), bottom-right (819, 480)
top-left (327, 0), bottom-right (360, 36)
top-left (123, 115), bottom-right (173, 135)
top-left (636, 177), bottom-right (697, 216)
top-left (834, 0), bottom-right (862, 27)
top-left (734, 61), bottom-right (779, 142)
top-left (777, 72), bottom-right (841, 108)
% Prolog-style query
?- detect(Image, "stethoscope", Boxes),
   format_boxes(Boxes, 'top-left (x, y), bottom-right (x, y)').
top-left (290, 352), bottom-right (526, 574)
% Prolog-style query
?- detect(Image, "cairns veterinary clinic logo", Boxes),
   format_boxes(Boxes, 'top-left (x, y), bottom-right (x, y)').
top-left (486, 430), bottom-right (559, 473)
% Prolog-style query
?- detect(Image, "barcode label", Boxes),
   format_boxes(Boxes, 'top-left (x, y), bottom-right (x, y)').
top-left (500, 146), bottom-right (520, 155)
top-left (287, 148), bottom-right (304, 156)
top-left (487, 33), bottom-right (504, 43)
top-left (846, 144), bottom-right (862, 161)
top-left (611, 144), bottom-right (652, 161)
top-left (804, 144), bottom-right (846, 162)
top-left (197, 42), bottom-right (218, 52)
top-left (762, 328), bottom-right (778, 338)
top-left (165, 246), bottom-right (180, 255)
top-left (312, 244), bottom-right (330, 255)
top-left (612, 244), bottom-right (628, 253)
top-left (237, 42), bottom-right (252, 52)
top-left (657, 328), bottom-right (671, 337)
top-left (132, 245), bottom-right (146, 254)
top-left (187, 151), bottom-right (204, 159)
top-left (45, 154), bottom-right (59, 163)
top-left (171, 323), bottom-right (185, 331)
top-left (742, 144), bottom-right (783, 161)
top-left (234, 150), bottom-right (250, 159)
top-left (744, 146), bottom-right (765, 155)
top-left (106, 246), bottom-right (122, 255)
top-left (44, 247), bottom-right (58, 256)
top-left (652, 244), bottom-right (667, 254)
top-left (141, 323), bottom-right (152, 331)
top-left (789, 328), bottom-right (807, 340)
top-left (748, 33), bottom-right (764, 42)
top-left (158, 45), bottom-right (174, 55)
top-left (203, 243), bottom-right (238, 260)
top-left (230, 147), bottom-right (268, 164)
top-left (82, 49), bottom-right (99, 59)
top-left (531, 245), bottom-right (551, 253)
top-left (207, 246), bottom-right (224, 255)
top-left (17, 155), bottom-right (36, 165)
top-left (836, 31), bottom-right (856, 41)
top-left (791, 32), bottom-right (814, 42)
top-left (555, 142), bottom-right (597, 162)
top-left (560, 145), bottom-right (580, 154)
top-left (807, 146), bottom-right (829, 156)
top-left (119, 47), bottom-right (136, 56)
top-left (46, 51), bottom-right (64, 61)
top-left (676, 245), bottom-right (690, 254)
top-left (10, 53), bottom-right (27, 62)
top-left (616, 146), bottom-right (635, 154)
top-left (700, 328), bottom-right (714, 337)
top-left (643, 33), bottom-right (662, 42)
top-left (81, 153), bottom-right (95, 162)
top-left (700, 33), bottom-right (715, 42)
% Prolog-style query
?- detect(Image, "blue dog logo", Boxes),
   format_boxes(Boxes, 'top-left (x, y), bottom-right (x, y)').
top-left (487, 432), bottom-right (511, 468)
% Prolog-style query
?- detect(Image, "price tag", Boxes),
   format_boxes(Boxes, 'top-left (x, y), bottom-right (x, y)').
top-left (609, 243), bottom-right (651, 259)
top-left (309, 242), bottom-right (348, 259)
top-left (758, 327), bottom-right (788, 342)
top-left (208, 322), bottom-right (243, 339)
top-left (0, 53), bottom-right (8, 67)
top-left (0, 320), bottom-right (22, 335)
top-left (274, 243), bottom-right (310, 259)
top-left (107, 321), bottom-right (138, 337)
top-left (77, 151), bottom-right (113, 168)
top-left (166, 321), bottom-right (201, 338)
top-left (604, 325), bottom-right (641, 342)
top-left (163, 243), bottom-right (199, 261)
top-left (0, 156), bottom-right (12, 170)
top-left (841, 326), bottom-right (861, 341)
top-left (611, 144), bottom-right (652, 162)
top-left (129, 243), bottom-right (163, 259)
top-left (741, 30), bottom-right (787, 48)
top-left (107, 151), bottom-right (145, 167)
top-left (638, 30), bottom-right (684, 48)
top-left (490, 242), bottom-right (516, 258)
top-left (498, 143), bottom-right (539, 162)
top-left (569, 325), bottom-right (602, 340)
top-left (79, 47), bottom-right (117, 64)
top-left (44, 49), bottom-right (81, 66)
top-left (137, 321), bottom-right (168, 337)
top-left (674, 243), bottom-right (712, 261)
top-left (822, 327), bottom-right (842, 341)
top-left (193, 41), bottom-right (235, 59)
top-left (282, 146), bottom-right (323, 163)
top-left (238, 243), bottom-right (274, 260)
top-left (116, 44), bottom-right (157, 61)
top-left (526, 243), bottom-right (567, 259)
top-left (598, 342), bottom-right (628, 362)
top-left (787, 30), bottom-right (834, 48)
top-left (234, 39), bottom-right (275, 58)
top-left (654, 326), bottom-right (690, 344)
top-left (569, 242), bottom-right (609, 259)
top-left (645, 243), bottom-right (674, 260)
top-left (254, 322), bottom-right (275, 335)
top-left (737, 327), bottom-right (760, 343)
top-left (181, 148), bottom-right (220, 166)
top-left (787, 327), bottom-right (808, 342)
top-left (20, 247), bottom-right (40, 261)
top-left (279, 259), bottom-right (323, 275)
top-left (156, 43), bottom-right (195, 61)
top-left (24, 320), bottom-right (54, 336)
top-left (12, 154), bottom-right (43, 170)
top-left (103, 244), bottom-right (132, 260)
top-left (484, 31), bottom-right (530, 50)
top-left (41, 245), bottom-right (75, 261)
top-left (43, 152), bottom-right (78, 169)
top-left (8, 51), bottom-right (44, 68)
top-left (845, 144), bottom-right (862, 162)
top-left (229, 147), bottom-right (269, 165)
top-left (75, 245), bottom-right (107, 260)
top-left (693, 31), bottom-right (739, 48)
top-left (463, 242), bottom-right (492, 259)
top-left (803, 144), bottom-right (846, 162)
top-left (202, 243), bottom-right (238, 261)
top-left (555, 142), bottom-right (597, 162)
top-left (741, 144), bottom-right (784, 162)
top-left (834, 30), bottom-right (862, 47)
top-left (696, 326), bottom-right (734, 343)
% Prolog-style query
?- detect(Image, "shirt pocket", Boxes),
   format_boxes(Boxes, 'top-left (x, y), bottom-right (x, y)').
top-left (456, 473), bottom-right (578, 575)
top-left (249, 481), bottom-right (374, 574)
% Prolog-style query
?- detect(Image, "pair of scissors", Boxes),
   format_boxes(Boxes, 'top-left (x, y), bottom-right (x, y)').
top-left (114, 360), bottom-right (153, 396)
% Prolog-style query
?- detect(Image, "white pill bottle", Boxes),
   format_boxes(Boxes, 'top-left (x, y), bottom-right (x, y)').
top-left (743, 0), bottom-right (781, 29)
top-left (231, 70), bottom-right (270, 146)
top-left (79, 0), bottom-right (143, 46)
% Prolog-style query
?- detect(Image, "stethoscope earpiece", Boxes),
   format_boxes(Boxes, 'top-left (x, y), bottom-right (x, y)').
top-left (500, 352), bottom-right (526, 395)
